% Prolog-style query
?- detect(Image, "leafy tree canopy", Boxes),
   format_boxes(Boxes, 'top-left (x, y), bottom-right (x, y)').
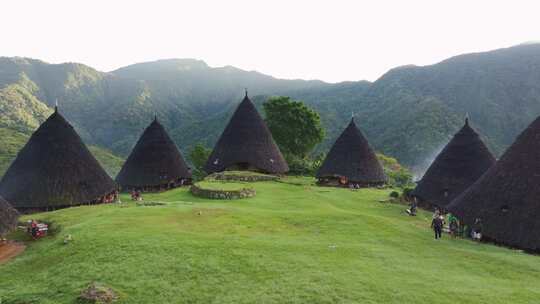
top-left (263, 96), bottom-right (325, 159)
top-left (188, 143), bottom-right (212, 180)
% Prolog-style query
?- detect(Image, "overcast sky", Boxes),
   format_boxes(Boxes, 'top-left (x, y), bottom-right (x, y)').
top-left (2, 0), bottom-right (539, 82)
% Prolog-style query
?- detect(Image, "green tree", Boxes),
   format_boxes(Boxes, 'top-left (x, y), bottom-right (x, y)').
top-left (263, 96), bottom-right (325, 158)
top-left (377, 153), bottom-right (414, 188)
top-left (188, 143), bottom-right (212, 180)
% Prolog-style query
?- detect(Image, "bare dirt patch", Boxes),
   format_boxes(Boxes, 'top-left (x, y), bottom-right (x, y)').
top-left (0, 241), bottom-right (26, 264)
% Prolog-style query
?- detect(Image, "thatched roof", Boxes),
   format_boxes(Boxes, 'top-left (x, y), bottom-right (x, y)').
top-left (448, 116), bottom-right (540, 251)
top-left (316, 118), bottom-right (386, 184)
top-left (116, 117), bottom-right (191, 187)
top-left (0, 109), bottom-right (117, 210)
top-left (205, 93), bottom-right (288, 174)
top-left (413, 118), bottom-right (495, 209)
top-left (0, 196), bottom-right (18, 236)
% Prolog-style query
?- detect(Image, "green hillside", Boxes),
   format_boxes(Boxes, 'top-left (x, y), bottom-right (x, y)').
top-left (1, 178), bottom-right (538, 303)
top-left (0, 128), bottom-right (124, 178)
top-left (0, 128), bottom-right (29, 176)
top-left (87, 146), bottom-right (125, 178)
top-left (2, 44), bottom-right (540, 173)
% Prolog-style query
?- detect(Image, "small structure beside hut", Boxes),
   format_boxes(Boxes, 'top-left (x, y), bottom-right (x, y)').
top-left (448, 115), bottom-right (540, 252)
top-left (413, 118), bottom-right (495, 210)
top-left (116, 117), bottom-right (192, 192)
top-left (0, 196), bottom-right (18, 237)
top-left (0, 108), bottom-right (117, 211)
top-left (316, 118), bottom-right (386, 187)
top-left (205, 91), bottom-right (288, 174)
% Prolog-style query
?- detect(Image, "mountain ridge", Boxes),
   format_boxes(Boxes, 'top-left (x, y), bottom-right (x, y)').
top-left (1, 43), bottom-right (540, 174)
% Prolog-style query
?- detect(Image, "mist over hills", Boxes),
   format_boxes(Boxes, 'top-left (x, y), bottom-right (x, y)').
top-left (1, 43), bottom-right (540, 175)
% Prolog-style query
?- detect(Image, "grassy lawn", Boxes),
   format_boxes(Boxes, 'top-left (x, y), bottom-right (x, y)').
top-left (1, 177), bottom-right (539, 303)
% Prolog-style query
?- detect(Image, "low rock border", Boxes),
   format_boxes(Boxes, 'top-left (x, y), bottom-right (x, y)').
top-left (207, 172), bottom-right (279, 182)
top-left (190, 184), bottom-right (256, 200)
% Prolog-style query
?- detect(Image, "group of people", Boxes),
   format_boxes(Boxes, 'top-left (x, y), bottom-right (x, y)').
top-left (27, 219), bottom-right (47, 240)
top-left (130, 190), bottom-right (143, 201)
top-left (406, 198), bottom-right (483, 241)
top-left (348, 183), bottom-right (361, 190)
top-left (429, 208), bottom-right (483, 241)
top-left (100, 190), bottom-right (119, 204)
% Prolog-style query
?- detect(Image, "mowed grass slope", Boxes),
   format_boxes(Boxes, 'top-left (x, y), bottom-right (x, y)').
top-left (1, 177), bottom-right (539, 303)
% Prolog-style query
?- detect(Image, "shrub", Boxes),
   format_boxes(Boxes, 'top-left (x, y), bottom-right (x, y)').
top-left (285, 153), bottom-right (324, 176)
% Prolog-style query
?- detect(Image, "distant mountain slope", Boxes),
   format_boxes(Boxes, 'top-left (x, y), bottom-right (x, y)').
top-left (0, 127), bottom-right (124, 177)
top-left (1, 44), bottom-right (540, 174)
top-left (0, 57), bottom-right (329, 157)
top-left (350, 44), bottom-right (540, 171)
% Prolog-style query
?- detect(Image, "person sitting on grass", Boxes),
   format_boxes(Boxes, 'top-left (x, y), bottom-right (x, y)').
top-left (472, 218), bottom-right (483, 241)
top-left (408, 198), bottom-right (418, 216)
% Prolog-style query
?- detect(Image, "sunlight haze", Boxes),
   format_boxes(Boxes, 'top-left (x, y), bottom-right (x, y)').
top-left (2, 0), bottom-right (539, 82)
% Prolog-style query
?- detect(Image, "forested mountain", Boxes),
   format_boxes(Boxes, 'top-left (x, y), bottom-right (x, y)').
top-left (1, 43), bottom-right (540, 175)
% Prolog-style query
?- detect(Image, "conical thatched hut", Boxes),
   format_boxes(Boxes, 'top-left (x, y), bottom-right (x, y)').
top-left (116, 117), bottom-right (192, 191)
top-left (0, 196), bottom-right (18, 237)
top-left (0, 108), bottom-right (117, 211)
top-left (413, 118), bottom-right (495, 210)
top-left (448, 116), bottom-right (540, 251)
top-left (204, 92), bottom-right (288, 174)
top-left (316, 118), bottom-right (386, 187)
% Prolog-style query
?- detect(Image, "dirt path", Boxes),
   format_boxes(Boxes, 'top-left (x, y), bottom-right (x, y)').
top-left (0, 241), bottom-right (26, 264)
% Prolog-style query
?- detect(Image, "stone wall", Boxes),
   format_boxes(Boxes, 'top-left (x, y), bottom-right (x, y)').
top-left (208, 172), bottom-right (278, 182)
top-left (190, 184), bottom-right (256, 200)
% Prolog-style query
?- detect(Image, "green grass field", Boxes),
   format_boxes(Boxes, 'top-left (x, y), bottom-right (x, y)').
top-left (1, 177), bottom-right (539, 303)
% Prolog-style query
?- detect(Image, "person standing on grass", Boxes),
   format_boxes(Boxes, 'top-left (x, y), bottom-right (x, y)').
top-left (431, 214), bottom-right (444, 240)
top-left (30, 219), bottom-right (38, 240)
top-left (448, 213), bottom-right (459, 237)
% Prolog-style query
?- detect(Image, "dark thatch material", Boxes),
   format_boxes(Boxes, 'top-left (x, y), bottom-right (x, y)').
top-left (205, 93), bottom-right (288, 174)
top-left (412, 119), bottom-right (495, 210)
top-left (316, 118), bottom-right (386, 186)
top-left (116, 117), bottom-right (192, 190)
top-left (448, 116), bottom-right (540, 251)
top-left (0, 109), bottom-right (117, 211)
top-left (0, 196), bottom-right (18, 236)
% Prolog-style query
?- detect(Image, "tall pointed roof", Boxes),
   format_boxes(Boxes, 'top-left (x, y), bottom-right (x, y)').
top-left (0, 196), bottom-right (18, 236)
top-left (116, 117), bottom-right (191, 187)
top-left (0, 110), bottom-right (117, 209)
top-left (448, 116), bottom-right (540, 251)
top-left (204, 93), bottom-right (288, 174)
top-left (413, 118), bottom-right (495, 209)
top-left (317, 118), bottom-right (386, 184)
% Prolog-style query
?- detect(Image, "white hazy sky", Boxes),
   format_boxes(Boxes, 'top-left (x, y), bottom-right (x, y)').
top-left (1, 0), bottom-right (539, 82)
